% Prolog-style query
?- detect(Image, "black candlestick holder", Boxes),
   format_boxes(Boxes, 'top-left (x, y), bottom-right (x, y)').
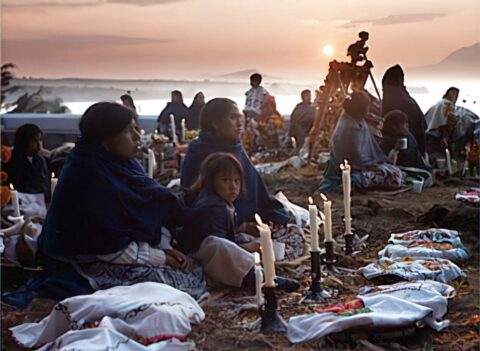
top-left (302, 251), bottom-right (330, 302)
top-left (344, 233), bottom-right (354, 255)
top-left (321, 241), bottom-right (337, 271)
top-left (259, 286), bottom-right (288, 334)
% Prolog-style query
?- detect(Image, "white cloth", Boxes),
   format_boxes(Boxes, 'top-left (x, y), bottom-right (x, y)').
top-left (10, 282), bottom-right (204, 350)
top-left (288, 294), bottom-right (449, 344)
top-left (359, 257), bottom-right (464, 283)
top-left (425, 99), bottom-right (449, 133)
top-left (359, 280), bottom-right (454, 321)
top-left (379, 243), bottom-right (469, 262)
top-left (244, 86), bottom-right (269, 115)
top-left (388, 228), bottom-right (461, 246)
top-left (35, 329), bottom-right (195, 351)
top-left (275, 191), bottom-right (312, 227)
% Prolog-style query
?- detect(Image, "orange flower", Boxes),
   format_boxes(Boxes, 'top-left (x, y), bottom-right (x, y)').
top-left (1, 146), bottom-right (13, 163)
top-left (1, 185), bottom-right (12, 207)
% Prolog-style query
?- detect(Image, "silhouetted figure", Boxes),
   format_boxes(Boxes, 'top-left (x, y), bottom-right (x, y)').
top-left (347, 31), bottom-right (369, 65)
top-left (289, 89), bottom-right (316, 149)
top-left (187, 92), bottom-right (205, 130)
top-left (157, 90), bottom-right (189, 140)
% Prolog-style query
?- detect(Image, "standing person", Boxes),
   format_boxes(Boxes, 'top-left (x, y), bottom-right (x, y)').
top-left (244, 73), bottom-right (269, 121)
top-left (120, 94), bottom-right (136, 112)
top-left (187, 92), bottom-right (205, 131)
top-left (382, 65), bottom-right (427, 155)
top-left (6, 124), bottom-right (51, 202)
top-left (157, 90), bottom-right (189, 140)
top-left (289, 89), bottom-right (316, 149)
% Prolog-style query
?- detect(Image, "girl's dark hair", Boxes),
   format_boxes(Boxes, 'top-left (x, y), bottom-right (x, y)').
top-left (382, 110), bottom-right (408, 137)
top-left (343, 91), bottom-right (370, 118)
top-left (191, 152), bottom-right (245, 195)
top-left (14, 124), bottom-right (43, 155)
top-left (443, 87), bottom-right (459, 100)
top-left (199, 98), bottom-right (237, 133)
top-left (79, 102), bottom-right (135, 143)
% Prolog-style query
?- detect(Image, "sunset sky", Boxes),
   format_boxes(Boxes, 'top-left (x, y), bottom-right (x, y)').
top-left (1, 0), bottom-right (479, 81)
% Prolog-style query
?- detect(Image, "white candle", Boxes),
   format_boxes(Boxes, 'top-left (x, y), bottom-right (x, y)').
top-left (50, 173), bottom-right (58, 199)
top-left (445, 148), bottom-right (453, 176)
top-left (291, 137), bottom-right (297, 150)
top-left (308, 197), bottom-right (320, 252)
top-left (253, 253), bottom-right (264, 306)
top-left (147, 149), bottom-right (156, 178)
top-left (255, 214), bottom-right (276, 288)
top-left (340, 160), bottom-right (352, 235)
top-left (9, 184), bottom-right (20, 217)
top-left (321, 193), bottom-right (332, 242)
top-left (169, 114), bottom-right (177, 143)
top-left (181, 118), bottom-right (186, 142)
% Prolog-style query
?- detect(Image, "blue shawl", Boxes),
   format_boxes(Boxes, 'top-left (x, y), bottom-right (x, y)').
top-left (177, 190), bottom-right (236, 254)
top-left (39, 139), bottom-right (179, 259)
top-left (180, 132), bottom-right (289, 225)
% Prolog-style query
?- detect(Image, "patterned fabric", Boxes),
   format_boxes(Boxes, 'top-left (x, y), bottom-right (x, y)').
top-left (272, 224), bottom-right (306, 260)
top-left (359, 163), bottom-right (403, 190)
top-left (74, 259), bottom-right (207, 301)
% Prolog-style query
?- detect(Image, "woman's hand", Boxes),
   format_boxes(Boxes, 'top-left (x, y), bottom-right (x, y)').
top-left (165, 248), bottom-right (191, 272)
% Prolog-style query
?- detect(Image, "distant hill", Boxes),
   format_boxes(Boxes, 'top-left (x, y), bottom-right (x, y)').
top-left (207, 69), bottom-right (282, 81)
top-left (407, 43), bottom-right (480, 81)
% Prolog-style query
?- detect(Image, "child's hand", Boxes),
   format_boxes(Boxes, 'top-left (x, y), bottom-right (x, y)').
top-left (240, 241), bottom-right (261, 253)
top-left (165, 249), bottom-right (191, 272)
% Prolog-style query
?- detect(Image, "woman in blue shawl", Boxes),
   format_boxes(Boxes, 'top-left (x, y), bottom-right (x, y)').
top-left (181, 98), bottom-right (305, 260)
top-left (3, 102), bottom-right (205, 308)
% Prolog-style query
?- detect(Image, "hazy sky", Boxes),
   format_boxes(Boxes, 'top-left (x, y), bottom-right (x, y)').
top-left (1, 0), bottom-right (479, 80)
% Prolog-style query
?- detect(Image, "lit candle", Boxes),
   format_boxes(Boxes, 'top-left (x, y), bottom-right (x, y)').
top-left (308, 197), bottom-right (320, 252)
top-left (321, 193), bottom-right (332, 242)
top-left (181, 118), bottom-right (186, 143)
top-left (340, 160), bottom-right (351, 235)
top-left (9, 184), bottom-right (20, 217)
top-left (147, 148), bottom-right (156, 178)
top-left (255, 214), bottom-right (276, 288)
top-left (254, 252), bottom-right (264, 306)
top-left (445, 148), bottom-right (453, 176)
top-left (51, 173), bottom-right (58, 199)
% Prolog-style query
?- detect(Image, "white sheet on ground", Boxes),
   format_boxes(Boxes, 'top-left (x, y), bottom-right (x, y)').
top-left (287, 294), bottom-right (448, 344)
top-left (379, 244), bottom-right (469, 262)
top-left (388, 228), bottom-right (461, 246)
top-left (359, 257), bottom-right (464, 283)
top-left (10, 282), bottom-right (204, 350)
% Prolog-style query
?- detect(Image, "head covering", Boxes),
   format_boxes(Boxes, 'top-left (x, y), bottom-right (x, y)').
top-left (382, 64), bottom-right (405, 87)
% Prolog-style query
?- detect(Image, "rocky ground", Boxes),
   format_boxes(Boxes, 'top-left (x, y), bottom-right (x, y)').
top-left (1, 165), bottom-right (479, 350)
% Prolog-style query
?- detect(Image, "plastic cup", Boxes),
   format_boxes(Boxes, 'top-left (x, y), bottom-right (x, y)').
top-left (412, 179), bottom-right (423, 193)
top-left (272, 241), bottom-right (286, 261)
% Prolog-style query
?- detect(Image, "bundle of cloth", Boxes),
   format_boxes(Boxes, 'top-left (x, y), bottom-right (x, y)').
top-left (454, 188), bottom-right (480, 204)
top-left (9, 282), bottom-right (204, 351)
top-left (287, 280), bottom-right (453, 343)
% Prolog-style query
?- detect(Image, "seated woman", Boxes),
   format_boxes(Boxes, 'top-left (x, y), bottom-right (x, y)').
top-left (178, 152), bottom-right (298, 290)
top-left (382, 64), bottom-right (427, 156)
top-left (320, 91), bottom-right (403, 193)
top-left (380, 110), bottom-right (428, 170)
top-left (256, 95), bottom-right (285, 150)
top-left (424, 87), bottom-right (475, 166)
top-left (181, 98), bottom-right (305, 260)
top-left (3, 102), bottom-right (206, 309)
top-left (7, 124), bottom-right (51, 202)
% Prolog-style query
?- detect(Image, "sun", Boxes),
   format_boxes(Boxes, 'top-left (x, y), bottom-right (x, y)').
top-left (322, 44), bottom-right (335, 57)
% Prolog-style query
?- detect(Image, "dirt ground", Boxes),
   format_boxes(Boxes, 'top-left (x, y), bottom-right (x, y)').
top-left (1, 165), bottom-right (479, 350)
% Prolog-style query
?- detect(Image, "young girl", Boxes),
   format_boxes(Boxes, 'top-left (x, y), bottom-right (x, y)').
top-left (178, 152), bottom-right (260, 255)
top-left (177, 152), bottom-right (299, 291)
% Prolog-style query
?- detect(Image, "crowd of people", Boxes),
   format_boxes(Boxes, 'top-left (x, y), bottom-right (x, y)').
top-left (1, 67), bottom-right (478, 308)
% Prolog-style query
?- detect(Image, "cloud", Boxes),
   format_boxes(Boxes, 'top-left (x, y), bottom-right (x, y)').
top-left (3, 0), bottom-right (185, 7)
top-left (339, 13), bottom-right (446, 29)
top-left (3, 35), bottom-right (174, 48)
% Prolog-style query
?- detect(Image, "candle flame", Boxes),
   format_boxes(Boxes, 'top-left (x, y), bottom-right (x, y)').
top-left (9, 184), bottom-right (14, 190)
top-left (308, 196), bottom-right (313, 205)
top-left (320, 193), bottom-right (328, 201)
top-left (254, 213), bottom-right (263, 225)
